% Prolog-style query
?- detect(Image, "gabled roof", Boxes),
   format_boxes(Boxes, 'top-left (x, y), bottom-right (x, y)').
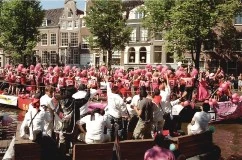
top-left (44, 8), bottom-right (64, 26)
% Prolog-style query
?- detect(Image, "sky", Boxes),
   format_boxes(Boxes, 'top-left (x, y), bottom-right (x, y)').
top-left (40, 0), bottom-right (85, 10)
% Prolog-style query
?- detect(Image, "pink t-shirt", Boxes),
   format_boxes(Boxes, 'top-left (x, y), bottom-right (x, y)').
top-left (144, 146), bottom-right (175, 160)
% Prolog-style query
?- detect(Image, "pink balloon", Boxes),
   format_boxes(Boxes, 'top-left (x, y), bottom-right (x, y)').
top-left (156, 65), bottom-right (162, 71)
top-left (218, 87), bottom-right (223, 92)
top-left (212, 99), bottom-right (217, 105)
top-left (209, 101), bottom-right (213, 106)
top-left (239, 96), bottom-right (242, 101)
top-left (232, 98), bottom-right (239, 103)
top-left (145, 72), bottom-right (152, 78)
top-left (232, 93), bottom-right (239, 99)
top-left (183, 101), bottom-right (190, 107)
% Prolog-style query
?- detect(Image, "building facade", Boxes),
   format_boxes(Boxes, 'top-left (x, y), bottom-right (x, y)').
top-left (123, 5), bottom-right (177, 70)
top-left (34, 0), bottom-right (84, 66)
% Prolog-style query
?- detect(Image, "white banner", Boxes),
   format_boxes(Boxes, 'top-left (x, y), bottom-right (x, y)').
top-left (0, 95), bottom-right (18, 106)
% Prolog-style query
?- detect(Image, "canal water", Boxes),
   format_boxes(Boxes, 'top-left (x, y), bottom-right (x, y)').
top-left (0, 106), bottom-right (242, 159)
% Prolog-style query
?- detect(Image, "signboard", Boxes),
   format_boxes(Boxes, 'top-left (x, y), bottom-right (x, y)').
top-left (0, 95), bottom-right (18, 106)
top-left (211, 101), bottom-right (242, 122)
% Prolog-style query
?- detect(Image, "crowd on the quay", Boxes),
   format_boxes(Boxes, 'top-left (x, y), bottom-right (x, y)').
top-left (0, 62), bottom-right (237, 159)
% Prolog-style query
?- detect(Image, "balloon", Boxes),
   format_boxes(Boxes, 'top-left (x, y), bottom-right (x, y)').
top-left (117, 73), bottom-right (123, 77)
top-left (232, 93), bottom-right (239, 99)
top-left (218, 87), bottom-right (223, 92)
top-left (145, 64), bottom-right (152, 70)
top-left (209, 126), bottom-right (215, 133)
top-left (191, 68), bottom-right (198, 77)
top-left (209, 101), bottom-right (213, 106)
top-left (239, 96), bottom-right (242, 101)
top-left (212, 99), bottom-right (217, 105)
top-left (145, 72), bottom-right (152, 78)
top-left (169, 143), bottom-right (176, 151)
top-left (156, 65), bottom-right (162, 71)
top-left (141, 69), bottom-right (147, 75)
top-left (167, 70), bottom-right (172, 75)
top-left (183, 101), bottom-right (190, 107)
top-left (48, 66), bottom-right (53, 72)
top-left (232, 98), bottom-right (239, 103)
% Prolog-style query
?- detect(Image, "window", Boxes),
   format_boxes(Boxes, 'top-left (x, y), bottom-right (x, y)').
top-left (155, 32), bottom-right (162, 40)
top-left (166, 52), bottom-right (174, 63)
top-left (73, 49), bottom-right (79, 64)
top-left (154, 46), bottom-right (162, 63)
top-left (75, 20), bottom-right (79, 28)
top-left (235, 14), bottom-right (242, 24)
top-left (61, 22), bottom-right (66, 29)
top-left (60, 49), bottom-right (65, 63)
top-left (135, 11), bottom-right (144, 19)
top-left (139, 47), bottom-right (147, 63)
top-left (42, 20), bottom-right (47, 27)
top-left (128, 47), bottom-right (135, 63)
top-left (50, 34), bottom-right (56, 45)
top-left (41, 34), bottom-right (47, 46)
top-left (61, 33), bottom-right (68, 46)
top-left (81, 36), bottom-right (89, 49)
top-left (70, 32), bottom-right (78, 46)
top-left (42, 51), bottom-right (48, 64)
top-left (68, 11), bottom-right (72, 18)
top-left (50, 51), bottom-right (57, 64)
top-left (130, 29), bottom-right (136, 42)
top-left (140, 28), bottom-right (148, 41)
top-left (67, 21), bottom-right (73, 29)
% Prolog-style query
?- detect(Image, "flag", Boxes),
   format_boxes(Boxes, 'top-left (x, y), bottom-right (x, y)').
top-left (112, 127), bottom-right (121, 160)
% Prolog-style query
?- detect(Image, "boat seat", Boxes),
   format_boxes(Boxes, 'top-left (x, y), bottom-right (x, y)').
top-left (73, 139), bottom-right (154, 160)
top-left (15, 122), bottom-right (41, 160)
top-left (169, 131), bottom-right (219, 159)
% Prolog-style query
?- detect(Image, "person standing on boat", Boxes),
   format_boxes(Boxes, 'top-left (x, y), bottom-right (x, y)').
top-left (40, 86), bottom-right (55, 138)
top-left (133, 88), bottom-right (153, 139)
top-left (187, 102), bottom-right (211, 135)
top-left (58, 85), bottom-right (91, 158)
top-left (104, 76), bottom-right (127, 141)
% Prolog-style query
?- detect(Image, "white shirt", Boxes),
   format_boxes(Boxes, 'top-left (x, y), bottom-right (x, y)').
top-left (40, 94), bottom-right (55, 110)
top-left (78, 113), bottom-right (111, 141)
top-left (72, 89), bottom-right (97, 116)
top-left (172, 104), bottom-right (184, 116)
top-left (105, 82), bottom-right (126, 118)
top-left (20, 108), bottom-right (51, 141)
top-left (160, 86), bottom-right (171, 113)
top-left (191, 111), bottom-right (211, 134)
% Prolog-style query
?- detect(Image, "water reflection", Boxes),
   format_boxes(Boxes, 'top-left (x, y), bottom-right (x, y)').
top-left (0, 106), bottom-right (242, 159)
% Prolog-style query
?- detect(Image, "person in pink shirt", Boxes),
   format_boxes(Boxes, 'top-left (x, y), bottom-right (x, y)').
top-left (144, 133), bottom-right (175, 160)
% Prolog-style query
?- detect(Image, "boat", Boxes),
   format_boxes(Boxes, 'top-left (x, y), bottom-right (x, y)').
top-left (209, 101), bottom-right (242, 123)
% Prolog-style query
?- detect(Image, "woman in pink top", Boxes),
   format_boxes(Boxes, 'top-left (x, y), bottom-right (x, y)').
top-left (144, 133), bottom-right (175, 160)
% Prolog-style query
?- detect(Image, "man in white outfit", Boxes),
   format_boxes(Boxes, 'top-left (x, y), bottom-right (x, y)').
top-left (104, 77), bottom-right (126, 141)
top-left (187, 103), bottom-right (211, 135)
top-left (40, 86), bottom-right (55, 138)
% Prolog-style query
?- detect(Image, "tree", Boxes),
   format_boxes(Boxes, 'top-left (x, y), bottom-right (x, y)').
top-left (0, 0), bottom-right (44, 64)
top-left (143, 0), bottom-right (241, 70)
top-left (85, 0), bottom-right (131, 68)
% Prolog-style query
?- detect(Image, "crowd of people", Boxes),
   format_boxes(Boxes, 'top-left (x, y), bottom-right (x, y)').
top-left (0, 62), bottom-right (235, 159)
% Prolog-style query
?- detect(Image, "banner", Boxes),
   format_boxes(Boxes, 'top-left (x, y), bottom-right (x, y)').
top-left (18, 98), bottom-right (32, 111)
top-left (211, 101), bottom-right (242, 122)
top-left (0, 95), bottom-right (18, 106)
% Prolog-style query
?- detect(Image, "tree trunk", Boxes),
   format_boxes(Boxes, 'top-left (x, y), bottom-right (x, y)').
top-left (107, 50), bottom-right (112, 69)
top-left (195, 40), bottom-right (202, 71)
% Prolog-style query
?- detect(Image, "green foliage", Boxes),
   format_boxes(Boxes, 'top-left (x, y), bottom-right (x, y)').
top-left (0, 0), bottom-right (44, 63)
top-left (85, 0), bottom-right (131, 67)
top-left (143, 0), bottom-right (241, 69)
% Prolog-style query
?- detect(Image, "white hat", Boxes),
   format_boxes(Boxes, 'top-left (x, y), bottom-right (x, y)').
top-left (209, 73), bottom-right (215, 77)
top-left (126, 97), bottom-right (132, 102)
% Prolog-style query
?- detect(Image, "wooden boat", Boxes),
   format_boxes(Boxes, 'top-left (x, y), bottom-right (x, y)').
top-left (14, 121), bottom-right (220, 160)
